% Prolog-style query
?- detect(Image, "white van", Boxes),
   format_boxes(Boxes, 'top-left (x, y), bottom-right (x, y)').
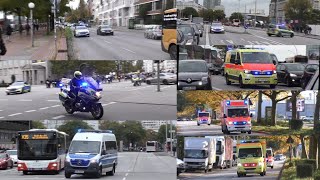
top-left (64, 130), bottom-right (118, 178)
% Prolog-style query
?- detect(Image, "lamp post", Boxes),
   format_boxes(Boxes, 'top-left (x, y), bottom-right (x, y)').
top-left (28, 2), bottom-right (35, 47)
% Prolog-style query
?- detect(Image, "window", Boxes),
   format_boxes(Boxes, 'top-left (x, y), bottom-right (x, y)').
top-left (230, 52), bottom-right (236, 64)
top-left (105, 141), bottom-right (117, 152)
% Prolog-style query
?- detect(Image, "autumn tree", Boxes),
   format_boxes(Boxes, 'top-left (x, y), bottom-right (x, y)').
top-left (284, 0), bottom-right (312, 27)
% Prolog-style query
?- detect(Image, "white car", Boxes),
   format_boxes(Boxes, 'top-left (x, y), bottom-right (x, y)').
top-left (6, 150), bottom-right (18, 166)
top-left (74, 26), bottom-right (90, 37)
top-left (177, 158), bottom-right (185, 176)
top-left (303, 116), bottom-right (314, 121)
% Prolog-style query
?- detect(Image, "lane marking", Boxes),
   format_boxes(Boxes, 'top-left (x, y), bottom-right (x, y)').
top-left (123, 178), bottom-right (126, 180)
top-left (19, 99), bottom-right (32, 101)
top-left (0, 110), bottom-right (2, 112)
top-left (8, 113), bottom-right (22, 117)
top-left (226, 40), bottom-right (234, 44)
top-left (39, 107), bottom-right (50, 110)
top-left (52, 115), bottom-right (65, 120)
top-left (122, 48), bottom-right (136, 54)
top-left (0, 99), bottom-right (8, 101)
top-left (211, 86), bottom-right (222, 90)
top-left (47, 100), bottom-right (60, 102)
top-left (160, 86), bottom-right (173, 90)
top-left (104, 40), bottom-right (111, 44)
top-left (51, 105), bottom-right (61, 108)
top-left (102, 102), bottom-right (117, 107)
top-left (25, 110), bottom-right (36, 113)
top-left (251, 34), bottom-right (284, 45)
top-left (0, 117), bottom-right (4, 119)
top-left (125, 173), bottom-right (129, 176)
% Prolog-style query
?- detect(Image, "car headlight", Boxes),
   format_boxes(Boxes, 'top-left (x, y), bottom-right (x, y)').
top-left (247, 121), bottom-right (251, 124)
top-left (244, 70), bottom-right (251, 74)
top-left (198, 81), bottom-right (203, 86)
top-left (290, 73), bottom-right (297, 77)
top-left (258, 162), bottom-right (264, 166)
top-left (90, 159), bottom-right (98, 163)
top-left (237, 163), bottom-right (242, 167)
top-left (273, 70), bottom-right (277, 74)
top-left (228, 121), bottom-right (233, 125)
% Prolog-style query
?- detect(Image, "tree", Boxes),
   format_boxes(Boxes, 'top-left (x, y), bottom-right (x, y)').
top-left (158, 123), bottom-right (176, 144)
top-left (57, 120), bottom-right (93, 139)
top-left (257, 91), bottom-right (263, 124)
top-left (139, 4), bottom-right (150, 23)
top-left (262, 91), bottom-right (291, 126)
top-left (308, 9), bottom-right (320, 24)
top-left (290, 90), bottom-right (301, 121)
top-left (284, 0), bottom-right (312, 26)
top-left (31, 121), bottom-right (46, 129)
top-left (229, 12), bottom-right (243, 22)
top-left (181, 7), bottom-right (198, 18)
top-left (212, 10), bottom-right (226, 21)
top-left (11, 74), bottom-right (16, 83)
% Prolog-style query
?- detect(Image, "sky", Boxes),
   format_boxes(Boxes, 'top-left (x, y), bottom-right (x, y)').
top-left (69, 0), bottom-right (81, 9)
top-left (244, 45), bottom-right (307, 62)
top-left (221, 0), bottom-right (271, 17)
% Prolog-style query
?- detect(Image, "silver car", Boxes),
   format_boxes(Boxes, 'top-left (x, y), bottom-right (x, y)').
top-left (151, 25), bottom-right (162, 40)
top-left (146, 73), bottom-right (177, 85)
top-left (210, 22), bottom-right (225, 33)
top-left (74, 26), bottom-right (90, 37)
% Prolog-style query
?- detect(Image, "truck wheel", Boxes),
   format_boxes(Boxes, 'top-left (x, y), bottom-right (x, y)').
top-left (248, 130), bottom-right (252, 134)
top-left (225, 74), bottom-right (231, 85)
top-left (239, 76), bottom-right (246, 88)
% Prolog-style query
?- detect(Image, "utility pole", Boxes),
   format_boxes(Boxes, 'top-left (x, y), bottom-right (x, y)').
top-left (254, 0), bottom-right (257, 28)
top-left (165, 121), bottom-right (168, 153)
top-left (275, 0), bottom-right (278, 24)
top-left (170, 120), bottom-right (173, 154)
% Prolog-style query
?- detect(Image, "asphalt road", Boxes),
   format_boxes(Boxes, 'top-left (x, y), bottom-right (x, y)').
top-left (178, 160), bottom-right (285, 180)
top-left (0, 81), bottom-right (176, 120)
top-left (210, 74), bottom-right (303, 91)
top-left (176, 121), bottom-right (267, 136)
top-left (73, 28), bottom-right (171, 60)
top-left (201, 25), bottom-right (320, 45)
top-left (0, 152), bottom-right (176, 180)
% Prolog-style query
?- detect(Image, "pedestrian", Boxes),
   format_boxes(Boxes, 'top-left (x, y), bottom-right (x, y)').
top-left (308, 26), bottom-right (312, 35)
top-left (25, 24), bottom-right (30, 35)
top-left (6, 24), bottom-right (13, 42)
top-left (19, 24), bottom-right (23, 35)
top-left (0, 26), bottom-right (7, 56)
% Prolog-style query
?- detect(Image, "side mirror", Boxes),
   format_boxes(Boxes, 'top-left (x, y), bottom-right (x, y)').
top-left (250, 113), bottom-right (253, 117)
top-left (223, 114), bottom-right (227, 118)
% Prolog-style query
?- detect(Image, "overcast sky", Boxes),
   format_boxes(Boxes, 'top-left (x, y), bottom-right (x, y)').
top-left (244, 45), bottom-right (307, 62)
top-left (221, 0), bottom-right (271, 16)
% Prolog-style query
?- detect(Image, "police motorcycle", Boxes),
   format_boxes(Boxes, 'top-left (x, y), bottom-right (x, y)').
top-left (132, 75), bottom-right (141, 86)
top-left (58, 77), bottom-right (104, 119)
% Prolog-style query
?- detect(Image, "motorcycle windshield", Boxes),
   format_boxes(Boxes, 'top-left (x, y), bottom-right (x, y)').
top-left (84, 77), bottom-right (100, 90)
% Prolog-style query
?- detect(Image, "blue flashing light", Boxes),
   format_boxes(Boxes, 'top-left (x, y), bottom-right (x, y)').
top-left (81, 82), bottom-right (88, 87)
top-left (254, 71), bottom-right (259, 75)
top-left (244, 99), bottom-right (248, 105)
top-left (59, 83), bottom-right (63, 87)
top-left (266, 71), bottom-right (272, 75)
top-left (226, 100), bottom-right (231, 106)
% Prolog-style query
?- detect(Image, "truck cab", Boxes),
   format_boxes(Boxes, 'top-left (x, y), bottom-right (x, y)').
top-left (215, 136), bottom-right (233, 169)
top-left (197, 111), bottom-right (211, 126)
top-left (184, 137), bottom-right (216, 173)
top-left (220, 100), bottom-right (252, 134)
top-left (237, 139), bottom-right (267, 177)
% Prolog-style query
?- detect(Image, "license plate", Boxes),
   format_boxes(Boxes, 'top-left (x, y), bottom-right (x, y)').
top-left (182, 86), bottom-right (196, 90)
top-left (29, 168), bottom-right (43, 170)
top-left (75, 170), bottom-right (84, 174)
top-left (256, 80), bottom-right (269, 83)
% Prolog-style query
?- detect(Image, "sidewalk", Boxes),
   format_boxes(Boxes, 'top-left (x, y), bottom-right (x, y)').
top-left (0, 28), bottom-right (58, 60)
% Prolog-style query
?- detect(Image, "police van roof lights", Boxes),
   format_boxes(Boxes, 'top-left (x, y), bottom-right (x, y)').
top-left (226, 100), bottom-right (231, 106)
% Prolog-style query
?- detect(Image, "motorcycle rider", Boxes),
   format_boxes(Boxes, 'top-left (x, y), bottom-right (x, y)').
top-left (70, 71), bottom-right (84, 107)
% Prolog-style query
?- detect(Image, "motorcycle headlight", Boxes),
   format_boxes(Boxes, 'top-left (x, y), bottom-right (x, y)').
top-left (237, 163), bottom-right (242, 167)
top-left (244, 70), bottom-right (251, 74)
top-left (258, 162), bottom-right (264, 166)
top-left (95, 92), bottom-right (101, 97)
top-left (290, 73), bottom-right (297, 77)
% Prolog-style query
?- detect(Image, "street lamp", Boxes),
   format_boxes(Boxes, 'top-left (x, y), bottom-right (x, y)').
top-left (28, 2), bottom-right (35, 47)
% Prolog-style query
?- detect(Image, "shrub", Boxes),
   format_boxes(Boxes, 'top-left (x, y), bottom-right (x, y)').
top-left (296, 163), bottom-right (314, 178)
top-left (296, 159), bottom-right (316, 171)
top-left (314, 170), bottom-right (320, 180)
top-left (289, 119), bottom-right (303, 130)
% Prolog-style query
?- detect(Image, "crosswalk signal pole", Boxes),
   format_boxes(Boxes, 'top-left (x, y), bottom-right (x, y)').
top-left (154, 60), bottom-right (161, 92)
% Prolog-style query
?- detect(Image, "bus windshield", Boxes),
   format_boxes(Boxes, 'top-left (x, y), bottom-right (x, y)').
top-left (68, 141), bottom-right (101, 154)
top-left (18, 139), bottom-right (57, 160)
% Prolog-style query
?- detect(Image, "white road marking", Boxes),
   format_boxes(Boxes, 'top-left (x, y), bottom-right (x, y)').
top-left (159, 86), bottom-right (173, 90)
top-left (104, 40), bottom-right (111, 44)
top-left (8, 113), bottom-right (22, 117)
top-left (122, 48), bottom-right (136, 54)
top-left (51, 105), bottom-right (61, 108)
top-left (0, 117), bottom-right (4, 119)
top-left (247, 41), bottom-right (254, 45)
top-left (241, 38), bottom-right (246, 41)
top-left (129, 86), bottom-right (151, 91)
top-left (0, 110), bottom-right (2, 112)
top-left (19, 99), bottom-right (32, 101)
top-left (123, 178), bottom-right (126, 180)
top-left (251, 33), bottom-right (284, 45)
top-left (47, 100), bottom-right (60, 102)
top-left (125, 173), bottom-right (129, 176)
top-left (39, 107), bottom-right (50, 110)
top-left (205, 25), bottom-right (210, 45)
top-left (25, 110), bottom-right (36, 113)
top-left (220, 40), bottom-right (225, 44)
top-left (102, 102), bottom-right (117, 107)
top-left (226, 40), bottom-right (234, 44)
top-left (52, 115), bottom-right (65, 120)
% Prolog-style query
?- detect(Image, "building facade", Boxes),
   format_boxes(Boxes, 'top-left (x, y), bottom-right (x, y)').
top-left (143, 60), bottom-right (176, 73)
top-left (0, 121), bottom-right (29, 150)
top-left (203, 0), bottom-right (221, 10)
top-left (176, 0), bottom-right (206, 11)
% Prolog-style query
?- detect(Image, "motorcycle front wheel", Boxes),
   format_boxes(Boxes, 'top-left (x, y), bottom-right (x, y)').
top-left (91, 103), bottom-right (104, 119)
top-left (65, 105), bottom-right (75, 114)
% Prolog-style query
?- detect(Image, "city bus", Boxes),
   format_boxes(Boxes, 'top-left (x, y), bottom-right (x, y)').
top-left (17, 129), bottom-right (68, 175)
top-left (162, 8), bottom-right (177, 60)
top-left (146, 141), bottom-right (162, 152)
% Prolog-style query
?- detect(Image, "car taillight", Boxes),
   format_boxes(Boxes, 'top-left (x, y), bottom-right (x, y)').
top-left (47, 162), bottom-right (59, 170)
top-left (17, 162), bottom-right (27, 171)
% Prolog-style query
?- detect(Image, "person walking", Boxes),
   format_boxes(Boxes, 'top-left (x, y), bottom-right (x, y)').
top-left (6, 24), bottom-right (13, 42)
top-left (25, 24), bottom-right (30, 35)
top-left (0, 26), bottom-right (7, 56)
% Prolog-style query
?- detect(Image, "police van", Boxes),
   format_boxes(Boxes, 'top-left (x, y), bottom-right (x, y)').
top-left (64, 129), bottom-right (118, 178)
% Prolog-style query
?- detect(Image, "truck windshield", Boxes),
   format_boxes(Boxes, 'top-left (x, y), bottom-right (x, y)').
top-left (241, 52), bottom-right (273, 64)
top-left (267, 150), bottom-right (272, 157)
top-left (184, 149), bottom-right (208, 158)
top-left (68, 141), bottom-right (100, 154)
top-left (238, 148), bottom-right (262, 158)
top-left (199, 113), bottom-right (209, 117)
top-left (227, 108), bottom-right (249, 117)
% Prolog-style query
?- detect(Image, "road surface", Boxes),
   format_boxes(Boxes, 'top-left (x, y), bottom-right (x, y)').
top-left (0, 81), bottom-right (176, 121)
top-left (0, 152), bottom-right (176, 180)
top-left (73, 28), bottom-right (171, 60)
top-left (178, 159), bottom-right (284, 180)
top-left (176, 121), bottom-right (267, 136)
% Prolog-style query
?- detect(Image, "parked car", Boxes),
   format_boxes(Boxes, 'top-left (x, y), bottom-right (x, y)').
top-left (302, 116), bottom-right (314, 121)
top-left (177, 158), bottom-right (185, 176)
top-left (6, 150), bottom-right (17, 166)
top-left (210, 22), bottom-right (225, 33)
top-left (151, 25), bottom-right (162, 40)
top-left (178, 60), bottom-right (212, 90)
top-left (306, 69), bottom-right (319, 90)
top-left (0, 153), bottom-right (13, 169)
top-left (301, 64), bottom-right (319, 89)
top-left (6, 81), bottom-right (31, 95)
top-left (276, 63), bottom-right (305, 87)
top-left (74, 25), bottom-right (90, 37)
top-left (274, 154), bottom-right (286, 161)
top-left (97, 25), bottom-right (114, 35)
top-left (146, 73), bottom-right (177, 85)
